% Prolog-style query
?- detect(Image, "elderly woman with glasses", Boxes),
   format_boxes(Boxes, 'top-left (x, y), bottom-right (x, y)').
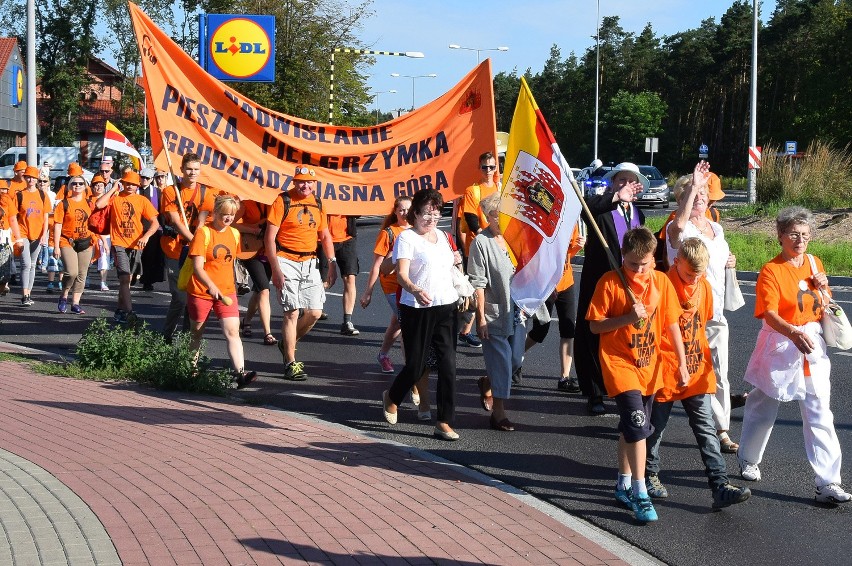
top-left (381, 188), bottom-right (462, 440)
top-left (737, 206), bottom-right (850, 504)
top-left (53, 175), bottom-right (93, 314)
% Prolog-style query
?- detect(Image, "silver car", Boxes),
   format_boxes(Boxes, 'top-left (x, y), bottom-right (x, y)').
top-left (636, 165), bottom-right (669, 207)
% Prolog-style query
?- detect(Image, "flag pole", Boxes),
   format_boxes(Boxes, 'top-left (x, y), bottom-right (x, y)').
top-left (160, 134), bottom-right (189, 229)
top-left (566, 175), bottom-right (641, 310)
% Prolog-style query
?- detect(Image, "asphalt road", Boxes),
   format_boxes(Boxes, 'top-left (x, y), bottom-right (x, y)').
top-left (2, 206), bottom-right (851, 566)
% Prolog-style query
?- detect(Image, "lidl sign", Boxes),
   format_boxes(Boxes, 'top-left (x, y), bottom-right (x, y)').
top-left (199, 14), bottom-right (275, 82)
top-left (11, 66), bottom-right (23, 107)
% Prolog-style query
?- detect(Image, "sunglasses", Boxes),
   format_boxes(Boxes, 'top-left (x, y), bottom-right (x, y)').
top-left (481, 165), bottom-right (497, 171)
top-left (38, 179), bottom-right (50, 183)
top-left (70, 182), bottom-right (85, 186)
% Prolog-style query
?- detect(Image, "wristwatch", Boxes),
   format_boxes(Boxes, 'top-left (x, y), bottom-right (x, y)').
top-left (328, 257), bottom-right (337, 263)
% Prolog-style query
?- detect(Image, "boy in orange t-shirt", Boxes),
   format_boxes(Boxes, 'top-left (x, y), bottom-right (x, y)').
top-left (644, 237), bottom-right (751, 509)
top-left (94, 170), bottom-right (159, 323)
top-left (586, 227), bottom-right (685, 523)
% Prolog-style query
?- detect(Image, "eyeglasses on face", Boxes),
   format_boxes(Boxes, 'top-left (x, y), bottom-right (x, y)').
top-left (785, 232), bottom-right (811, 241)
top-left (418, 211), bottom-right (441, 219)
top-left (480, 165), bottom-right (497, 171)
top-left (69, 182), bottom-right (85, 186)
top-left (38, 179), bottom-right (50, 184)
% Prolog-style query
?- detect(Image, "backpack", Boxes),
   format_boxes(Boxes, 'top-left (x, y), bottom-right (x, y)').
top-left (653, 221), bottom-right (670, 272)
top-left (279, 190), bottom-right (322, 221)
top-left (16, 189), bottom-right (49, 214)
top-left (379, 226), bottom-right (397, 276)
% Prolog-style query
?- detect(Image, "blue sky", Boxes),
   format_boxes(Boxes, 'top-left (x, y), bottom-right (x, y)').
top-left (352, 0), bottom-right (776, 112)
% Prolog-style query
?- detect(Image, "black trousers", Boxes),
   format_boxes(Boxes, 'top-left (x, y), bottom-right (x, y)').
top-left (140, 231), bottom-right (164, 285)
top-left (390, 302), bottom-right (458, 424)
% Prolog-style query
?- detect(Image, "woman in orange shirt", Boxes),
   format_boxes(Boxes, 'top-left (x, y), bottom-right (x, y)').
top-left (360, 195), bottom-right (412, 374)
top-left (186, 195), bottom-right (255, 388)
top-left (738, 206), bottom-right (850, 504)
top-left (15, 166), bottom-right (49, 306)
top-left (53, 175), bottom-right (93, 314)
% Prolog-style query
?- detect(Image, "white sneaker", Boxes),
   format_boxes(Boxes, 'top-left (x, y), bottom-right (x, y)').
top-left (739, 458), bottom-right (761, 482)
top-left (100, 282), bottom-right (110, 291)
top-left (815, 483), bottom-right (852, 503)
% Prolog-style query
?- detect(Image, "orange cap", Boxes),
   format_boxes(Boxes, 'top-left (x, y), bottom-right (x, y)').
top-left (67, 162), bottom-right (84, 176)
top-left (91, 174), bottom-right (106, 185)
top-left (14, 161), bottom-right (28, 172)
top-left (707, 173), bottom-right (725, 201)
top-left (120, 171), bottom-right (141, 186)
top-left (23, 166), bottom-right (40, 178)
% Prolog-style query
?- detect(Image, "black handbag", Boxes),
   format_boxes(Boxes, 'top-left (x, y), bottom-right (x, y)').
top-left (71, 237), bottom-right (92, 253)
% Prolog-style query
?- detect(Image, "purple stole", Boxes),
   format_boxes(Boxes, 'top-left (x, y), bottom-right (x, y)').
top-left (611, 204), bottom-right (639, 248)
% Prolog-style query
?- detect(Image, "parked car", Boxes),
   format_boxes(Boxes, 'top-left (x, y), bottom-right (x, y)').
top-left (635, 165), bottom-right (669, 207)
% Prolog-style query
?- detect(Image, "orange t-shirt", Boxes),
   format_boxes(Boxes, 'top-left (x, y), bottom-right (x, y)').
top-left (109, 192), bottom-right (159, 250)
top-left (239, 200), bottom-right (268, 225)
top-left (9, 178), bottom-right (26, 195)
top-left (0, 192), bottom-right (15, 232)
top-left (159, 183), bottom-right (216, 259)
top-left (556, 225), bottom-right (583, 292)
top-left (327, 214), bottom-right (352, 243)
top-left (54, 198), bottom-right (93, 248)
top-left (15, 189), bottom-right (49, 240)
top-left (656, 272), bottom-right (715, 402)
top-left (373, 224), bottom-right (407, 294)
top-left (186, 226), bottom-right (240, 298)
top-left (754, 254), bottom-right (826, 326)
top-left (267, 190), bottom-right (327, 261)
top-left (586, 270), bottom-right (681, 397)
top-left (461, 182), bottom-right (497, 253)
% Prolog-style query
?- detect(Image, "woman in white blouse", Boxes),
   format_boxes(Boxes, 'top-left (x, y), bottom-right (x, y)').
top-left (666, 161), bottom-right (739, 453)
top-left (381, 189), bottom-right (461, 441)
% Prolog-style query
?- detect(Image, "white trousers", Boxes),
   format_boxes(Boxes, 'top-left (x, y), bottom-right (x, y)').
top-left (739, 387), bottom-right (842, 487)
top-left (706, 318), bottom-right (731, 431)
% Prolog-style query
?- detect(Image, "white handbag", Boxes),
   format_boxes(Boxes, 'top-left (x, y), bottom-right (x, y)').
top-left (807, 254), bottom-right (852, 350)
top-left (723, 267), bottom-right (745, 311)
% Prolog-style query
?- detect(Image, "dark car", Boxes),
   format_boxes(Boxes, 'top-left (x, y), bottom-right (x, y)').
top-left (635, 165), bottom-right (669, 207)
top-left (578, 166), bottom-right (614, 197)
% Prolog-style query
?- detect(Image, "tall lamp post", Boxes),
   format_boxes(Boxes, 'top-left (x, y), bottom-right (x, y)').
top-left (390, 73), bottom-right (437, 111)
top-left (369, 89), bottom-right (396, 124)
top-left (447, 44), bottom-right (509, 63)
top-left (747, 0), bottom-right (759, 204)
top-left (328, 48), bottom-right (423, 125)
top-left (594, 0), bottom-right (600, 162)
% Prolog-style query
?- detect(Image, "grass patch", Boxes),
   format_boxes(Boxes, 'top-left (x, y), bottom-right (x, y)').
top-left (35, 318), bottom-right (233, 396)
top-left (726, 232), bottom-right (852, 275)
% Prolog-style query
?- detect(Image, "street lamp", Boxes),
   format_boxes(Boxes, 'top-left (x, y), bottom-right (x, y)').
top-left (369, 89), bottom-right (397, 124)
top-left (328, 48), bottom-right (424, 125)
top-left (448, 44), bottom-right (509, 64)
top-left (594, 0), bottom-right (600, 161)
top-left (390, 73), bottom-right (437, 111)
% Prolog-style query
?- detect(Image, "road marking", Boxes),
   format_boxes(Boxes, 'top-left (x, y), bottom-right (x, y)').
top-left (836, 351), bottom-right (852, 357)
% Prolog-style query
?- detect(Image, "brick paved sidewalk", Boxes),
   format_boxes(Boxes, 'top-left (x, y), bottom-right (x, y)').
top-left (0, 361), bottom-right (648, 565)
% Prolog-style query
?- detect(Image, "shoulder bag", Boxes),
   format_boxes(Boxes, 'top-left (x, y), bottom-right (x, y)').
top-left (807, 254), bottom-right (852, 350)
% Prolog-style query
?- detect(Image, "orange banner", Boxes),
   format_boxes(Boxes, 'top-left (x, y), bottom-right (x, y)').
top-left (129, 2), bottom-right (497, 213)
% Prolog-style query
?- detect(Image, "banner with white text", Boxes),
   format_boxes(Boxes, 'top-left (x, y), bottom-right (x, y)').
top-left (129, 2), bottom-right (497, 212)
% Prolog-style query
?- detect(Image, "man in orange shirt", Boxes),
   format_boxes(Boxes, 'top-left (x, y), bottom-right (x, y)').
top-left (265, 166), bottom-right (337, 381)
top-left (8, 161), bottom-right (28, 194)
top-left (322, 214), bottom-right (360, 335)
top-left (94, 170), bottom-right (159, 323)
top-left (587, 227), bottom-right (686, 523)
top-left (159, 153), bottom-right (215, 341)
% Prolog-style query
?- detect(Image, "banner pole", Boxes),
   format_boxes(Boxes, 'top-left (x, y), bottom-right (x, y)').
top-left (160, 134), bottom-right (189, 230)
top-left (566, 175), bottom-right (640, 309)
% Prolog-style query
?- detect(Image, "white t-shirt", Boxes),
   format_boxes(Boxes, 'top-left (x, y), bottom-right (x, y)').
top-left (393, 228), bottom-right (459, 308)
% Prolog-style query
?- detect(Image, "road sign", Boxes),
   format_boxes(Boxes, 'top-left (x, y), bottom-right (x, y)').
top-left (644, 137), bottom-right (658, 153)
top-left (748, 146), bottom-right (762, 169)
top-left (785, 141), bottom-right (797, 155)
top-left (699, 143), bottom-right (709, 159)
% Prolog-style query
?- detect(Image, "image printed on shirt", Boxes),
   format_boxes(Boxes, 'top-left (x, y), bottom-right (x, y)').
top-left (797, 279), bottom-right (821, 316)
top-left (296, 204), bottom-right (317, 228)
top-left (72, 207), bottom-right (90, 238)
top-left (680, 311), bottom-right (704, 376)
top-left (117, 200), bottom-right (138, 241)
top-left (629, 308), bottom-right (658, 368)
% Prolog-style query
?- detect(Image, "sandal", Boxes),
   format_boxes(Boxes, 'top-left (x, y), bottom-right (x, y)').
top-left (263, 333), bottom-right (278, 346)
top-left (477, 376), bottom-right (493, 412)
top-left (239, 320), bottom-right (253, 337)
top-left (719, 436), bottom-right (739, 454)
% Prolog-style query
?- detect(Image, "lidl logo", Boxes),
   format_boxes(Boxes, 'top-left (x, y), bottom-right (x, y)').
top-left (202, 14), bottom-right (275, 82)
top-left (11, 66), bottom-right (24, 107)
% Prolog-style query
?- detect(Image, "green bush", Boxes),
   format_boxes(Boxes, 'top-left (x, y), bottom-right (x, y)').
top-left (757, 139), bottom-right (852, 208)
top-left (73, 318), bottom-right (232, 395)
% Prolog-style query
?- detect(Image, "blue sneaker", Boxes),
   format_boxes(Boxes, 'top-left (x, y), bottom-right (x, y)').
top-left (615, 485), bottom-right (633, 508)
top-left (632, 495), bottom-right (658, 522)
top-left (458, 332), bottom-right (482, 348)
